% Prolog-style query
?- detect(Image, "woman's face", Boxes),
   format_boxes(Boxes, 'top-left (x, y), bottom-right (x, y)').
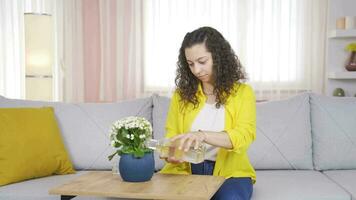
top-left (185, 43), bottom-right (214, 84)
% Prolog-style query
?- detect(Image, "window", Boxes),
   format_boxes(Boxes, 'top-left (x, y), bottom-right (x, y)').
top-left (143, 0), bottom-right (326, 99)
top-left (143, 0), bottom-right (241, 92)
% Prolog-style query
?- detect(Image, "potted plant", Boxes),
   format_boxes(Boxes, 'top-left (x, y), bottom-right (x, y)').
top-left (108, 116), bottom-right (154, 182)
top-left (345, 43), bottom-right (356, 71)
top-left (333, 88), bottom-right (345, 97)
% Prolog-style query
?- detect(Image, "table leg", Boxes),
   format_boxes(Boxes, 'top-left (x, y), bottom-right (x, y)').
top-left (61, 195), bottom-right (76, 200)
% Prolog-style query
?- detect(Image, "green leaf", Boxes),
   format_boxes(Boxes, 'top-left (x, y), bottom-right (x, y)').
top-left (121, 146), bottom-right (134, 154)
top-left (143, 148), bottom-right (153, 153)
top-left (113, 142), bottom-right (122, 148)
top-left (346, 43), bottom-right (356, 52)
top-left (134, 148), bottom-right (145, 158)
top-left (108, 151), bottom-right (118, 161)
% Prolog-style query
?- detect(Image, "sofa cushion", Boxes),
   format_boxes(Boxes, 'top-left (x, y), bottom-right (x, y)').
top-left (152, 93), bottom-right (313, 170)
top-left (0, 97), bottom-right (153, 170)
top-left (248, 93), bottom-right (313, 169)
top-left (152, 94), bottom-right (170, 140)
top-left (0, 107), bottom-right (75, 186)
top-left (323, 170), bottom-right (356, 200)
top-left (252, 170), bottom-right (351, 200)
top-left (310, 94), bottom-right (356, 170)
top-left (152, 94), bottom-right (171, 170)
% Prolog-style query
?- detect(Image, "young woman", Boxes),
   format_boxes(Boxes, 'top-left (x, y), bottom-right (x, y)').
top-left (160, 26), bottom-right (256, 200)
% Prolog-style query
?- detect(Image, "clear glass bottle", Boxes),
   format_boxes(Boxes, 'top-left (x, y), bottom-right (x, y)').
top-left (145, 138), bottom-right (205, 164)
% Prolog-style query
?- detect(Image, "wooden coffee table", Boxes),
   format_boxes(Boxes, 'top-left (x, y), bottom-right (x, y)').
top-left (49, 171), bottom-right (225, 200)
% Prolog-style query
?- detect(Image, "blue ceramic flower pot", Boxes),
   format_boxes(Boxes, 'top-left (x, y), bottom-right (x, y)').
top-left (119, 152), bottom-right (155, 182)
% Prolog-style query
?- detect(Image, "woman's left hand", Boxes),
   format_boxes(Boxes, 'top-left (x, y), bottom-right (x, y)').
top-left (170, 131), bottom-right (206, 152)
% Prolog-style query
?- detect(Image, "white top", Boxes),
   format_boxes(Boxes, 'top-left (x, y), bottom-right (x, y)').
top-left (190, 103), bottom-right (225, 161)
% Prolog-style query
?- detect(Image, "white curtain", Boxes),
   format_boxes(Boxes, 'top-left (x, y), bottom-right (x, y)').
top-left (0, 0), bottom-right (54, 100)
top-left (144, 0), bottom-right (242, 94)
top-left (54, 0), bottom-right (85, 102)
top-left (116, 0), bottom-right (145, 100)
top-left (0, 0), bottom-right (25, 99)
top-left (143, 0), bottom-right (327, 100)
top-left (246, 0), bottom-right (327, 100)
top-left (24, 0), bottom-right (52, 14)
top-left (54, 0), bottom-right (144, 102)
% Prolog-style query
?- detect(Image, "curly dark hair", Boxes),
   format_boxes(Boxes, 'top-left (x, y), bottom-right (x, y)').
top-left (175, 26), bottom-right (247, 109)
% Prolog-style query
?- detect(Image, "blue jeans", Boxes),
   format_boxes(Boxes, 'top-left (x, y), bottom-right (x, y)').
top-left (191, 160), bottom-right (253, 200)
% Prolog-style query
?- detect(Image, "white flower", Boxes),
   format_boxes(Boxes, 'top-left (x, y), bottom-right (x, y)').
top-left (109, 116), bottom-right (152, 148)
top-left (111, 141), bottom-right (116, 147)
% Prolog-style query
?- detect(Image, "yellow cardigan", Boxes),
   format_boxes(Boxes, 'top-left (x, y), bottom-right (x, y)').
top-left (159, 83), bottom-right (256, 182)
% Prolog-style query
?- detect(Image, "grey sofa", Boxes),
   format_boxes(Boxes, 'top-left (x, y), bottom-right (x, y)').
top-left (0, 93), bottom-right (355, 200)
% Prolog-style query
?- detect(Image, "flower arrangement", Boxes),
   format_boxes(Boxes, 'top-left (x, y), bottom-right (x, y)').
top-left (108, 116), bottom-right (152, 160)
top-left (346, 43), bottom-right (356, 52)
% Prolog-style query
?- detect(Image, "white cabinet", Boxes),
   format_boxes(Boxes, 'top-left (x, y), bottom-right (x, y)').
top-left (325, 0), bottom-right (356, 97)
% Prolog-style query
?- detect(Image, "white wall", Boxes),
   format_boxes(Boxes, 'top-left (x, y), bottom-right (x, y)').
top-left (325, 0), bottom-right (356, 97)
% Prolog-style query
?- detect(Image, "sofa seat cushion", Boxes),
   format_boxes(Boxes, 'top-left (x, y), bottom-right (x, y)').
top-left (0, 171), bottom-right (130, 200)
top-left (252, 170), bottom-right (351, 200)
top-left (0, 171), bottom-right (87, 200)
top-left (323, 170), bottom-right (356, 200)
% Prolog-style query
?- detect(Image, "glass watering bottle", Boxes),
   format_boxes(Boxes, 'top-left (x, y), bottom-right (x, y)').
top-left (145, 138), bottom-right (206, 164)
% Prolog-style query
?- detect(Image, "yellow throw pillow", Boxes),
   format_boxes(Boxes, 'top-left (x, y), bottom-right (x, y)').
top-left (0, 107), bottom-right (75, 186)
